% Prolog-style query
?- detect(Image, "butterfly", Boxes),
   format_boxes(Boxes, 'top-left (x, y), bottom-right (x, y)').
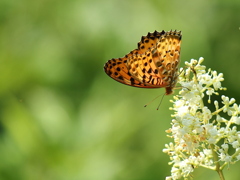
top-left (104, 30), bottom-right (182, 95)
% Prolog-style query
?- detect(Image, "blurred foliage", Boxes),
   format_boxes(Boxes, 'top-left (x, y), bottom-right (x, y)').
top-left (0, 0), bottom-right (240, 179)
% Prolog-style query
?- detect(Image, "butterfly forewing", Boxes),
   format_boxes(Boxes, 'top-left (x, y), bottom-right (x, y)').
top-left (104, 30), bottom-right (182, 94)
top-left (152, 31), bottom-right (182, 90)
top-left (137, 30), bottom-right (166, 54)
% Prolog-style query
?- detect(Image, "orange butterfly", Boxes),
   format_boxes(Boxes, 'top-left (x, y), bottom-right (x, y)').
top-left (104, 30), bottom-right (182, 95)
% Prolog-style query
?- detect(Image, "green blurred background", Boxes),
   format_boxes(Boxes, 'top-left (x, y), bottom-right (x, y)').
top-left (1, 0), bottom-right (240, 179)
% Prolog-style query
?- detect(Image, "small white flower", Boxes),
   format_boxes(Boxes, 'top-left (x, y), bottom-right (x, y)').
top-left (203, 149), bottom-right (213, 157)
top-left (221, 144), bottom-right (229, 151)
top-left (232, 116), bottom-right (240, 125)
top-left (173, 100), bottom-right (185, 108)
top-left (223, 155), bottom-right (232, 163)
top-left (236, 154), bottom-right (240, 161)
top-left (171, 167), bottom-right (181, 180)
top-left (165, 176), bottom-right (173, 180)
top-left (202, 107), bottom-right (212, 120)
top-left (212, 71), bottom-right (224, 90)
top-left (208, 127), bottom-right (218, 137)
top-left (232, 141), bottom-right (239, 149)
top-left (175, 106), bottom-right (189, 117)
top-left (206, 88), bottom-right (214, 96)
top-left (207, 137), bottom-right (216, 144)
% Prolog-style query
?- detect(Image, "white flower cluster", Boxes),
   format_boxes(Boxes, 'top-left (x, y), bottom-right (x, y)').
top-left (163, 57), bottom-right (240, 180)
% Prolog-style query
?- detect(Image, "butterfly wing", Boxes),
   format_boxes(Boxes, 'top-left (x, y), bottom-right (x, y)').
top-left (127, 50), bottom-right (169, 88)
top-left (104, 50), bottom-right (158, 88)
top-left (127, 30), bottom-right (182, 89)
top-left (155, 30), bottom-right (181, 77)
top-left (104, 30), bottom-right (182, 92)
top-left (137, 30), bottom-right (166, 54)
top-left (152, 30), bottom-right (182, 94)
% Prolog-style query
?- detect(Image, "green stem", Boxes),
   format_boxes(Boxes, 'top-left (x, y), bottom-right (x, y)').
top-left (216, 168), bottom-right (225, 180)
top-left (211, 144), bottom-right (225, 180)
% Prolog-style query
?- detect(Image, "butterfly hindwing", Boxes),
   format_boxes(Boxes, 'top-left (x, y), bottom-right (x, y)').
top-left (104, 50), bottom-right (153, 88)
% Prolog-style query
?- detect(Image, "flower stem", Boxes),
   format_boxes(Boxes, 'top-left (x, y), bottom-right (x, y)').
top-left (211, 144), bottom-right (225, 180)
top-left (216, 168), bottom-right (225, 180)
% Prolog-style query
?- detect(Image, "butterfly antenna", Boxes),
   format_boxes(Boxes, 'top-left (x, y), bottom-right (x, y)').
top-left (156, 93), bottom-right (166, 110)
top-left (144, 94), bottom-right (162, 108)
top-left (144, 93), bottom-right (165, 109)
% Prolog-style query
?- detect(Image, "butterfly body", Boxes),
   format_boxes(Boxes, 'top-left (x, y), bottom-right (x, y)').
top-left (104, 30), bottom-right (182, 95)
